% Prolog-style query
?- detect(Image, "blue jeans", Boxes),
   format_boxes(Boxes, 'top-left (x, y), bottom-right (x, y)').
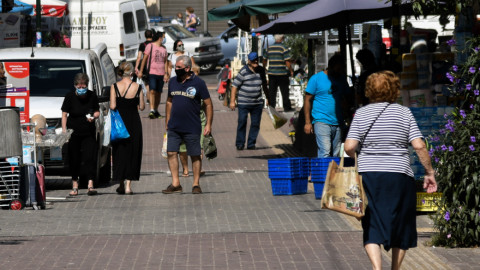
top-left (314, 122), bottom-right (341, 157)
top-left (236, 104), bottom-right (263, 148)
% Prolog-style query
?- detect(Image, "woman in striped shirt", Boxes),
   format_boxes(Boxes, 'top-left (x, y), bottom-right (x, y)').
top-left (344, 71), bottom-right (437, 270)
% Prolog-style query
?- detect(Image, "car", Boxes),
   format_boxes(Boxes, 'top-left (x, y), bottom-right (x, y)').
top-left (217, 25), bottom-right (275, 67)
top-left (151, 23), bottom-right (223, 72)
top-left (0, 45), bottom-right (115, 184)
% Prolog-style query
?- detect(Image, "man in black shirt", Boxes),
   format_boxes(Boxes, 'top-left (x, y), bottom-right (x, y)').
top-left (135, 29), bottom-right (153, 98)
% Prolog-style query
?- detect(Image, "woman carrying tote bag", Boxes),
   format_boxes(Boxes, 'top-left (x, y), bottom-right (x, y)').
top-left (344, 71), bottom-right (437, 270)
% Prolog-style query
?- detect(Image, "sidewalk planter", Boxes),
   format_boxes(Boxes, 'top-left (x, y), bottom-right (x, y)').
top-left (268, 157), bottom-right (309, 179)
top-left (416, 192), bottom-right (442, 212)
top-left (270, 178), bottom-right (308, 195)
top-left (268, 158), bottom-right (309, 196)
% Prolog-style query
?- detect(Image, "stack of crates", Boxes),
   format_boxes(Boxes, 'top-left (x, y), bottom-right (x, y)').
top-left (310, 157), bottom-right (340, 199)
top-left (268, 157), bottom-right (309, 195)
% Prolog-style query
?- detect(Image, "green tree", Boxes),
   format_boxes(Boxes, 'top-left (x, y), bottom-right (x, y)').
top-left (284, 34), bottom-right (307, 61)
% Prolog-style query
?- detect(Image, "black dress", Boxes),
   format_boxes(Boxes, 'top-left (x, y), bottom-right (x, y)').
top-left (112, 83), bottom-right (143, 181)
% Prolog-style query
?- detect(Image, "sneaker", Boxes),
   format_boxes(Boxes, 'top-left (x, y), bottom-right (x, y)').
top-left (149, 111), bottom-right (156, 119)
top-left (154, 111), bottom-right (164, 119)
top-left (192, 185), bottom-right (202, 194)
top-left (162, 184), bottom-right (183, 194)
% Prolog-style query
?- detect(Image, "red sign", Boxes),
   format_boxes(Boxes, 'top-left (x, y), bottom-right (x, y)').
top-left (0, 88), bottom-right (30, 124)
top-left (4, 62), bottom-right (29, 79)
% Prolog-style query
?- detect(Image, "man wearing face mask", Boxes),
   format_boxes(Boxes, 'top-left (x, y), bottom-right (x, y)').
top-left (229, 52), bottom-right (268, 150)
top-left (61, 73), bottom-right (100, 196)
top-left (163, 55), bottom-right (213, 194)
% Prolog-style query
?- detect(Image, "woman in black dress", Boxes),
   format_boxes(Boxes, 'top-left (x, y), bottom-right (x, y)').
top-left (110, 62), bottom-right (145, 195)
top-left (61, 73), bottom-right (100, 196)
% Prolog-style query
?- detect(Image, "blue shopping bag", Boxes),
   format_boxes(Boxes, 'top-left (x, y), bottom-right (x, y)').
top-left (110, 109), bottom-right (130, 142)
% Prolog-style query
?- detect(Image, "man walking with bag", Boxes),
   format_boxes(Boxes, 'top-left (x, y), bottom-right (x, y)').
top-left (229, 52), bottom-right (268, 150)
top-left (163, 55), bottom-right (213, 194)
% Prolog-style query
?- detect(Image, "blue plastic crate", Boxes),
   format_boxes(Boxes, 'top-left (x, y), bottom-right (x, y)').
top-left (310, 157), bottom-right (339, 182)
top-left (268, 158), bottom-right (309, 179)
top-left (313, 182), bottom-right (325, 199)
top-left (270, 178), bottom-right (308, 195)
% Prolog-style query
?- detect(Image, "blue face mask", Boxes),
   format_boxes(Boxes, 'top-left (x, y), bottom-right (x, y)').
top-left (76, 88), bottom-right (87, 96)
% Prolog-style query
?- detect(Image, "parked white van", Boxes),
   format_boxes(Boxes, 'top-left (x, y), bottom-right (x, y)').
top-left (66, 0), bottom-right (149, 65)
top-left (0, 45), bottom-right (115, 183)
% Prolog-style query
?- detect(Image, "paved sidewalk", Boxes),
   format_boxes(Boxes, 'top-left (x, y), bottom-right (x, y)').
top-left (0, 80), bottom-right (479, 270)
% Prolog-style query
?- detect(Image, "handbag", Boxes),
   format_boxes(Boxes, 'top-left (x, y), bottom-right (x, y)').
top-left (267, 106), bottom-right (287, 129)
top-left (320, 153), bottom-right (367, 218)
top-left (161, 132), bottom-right (168, 159)
top-left (102, 110), bottom-right (111, 146)
top-left (110, 109), bottom-right (130, 142)
top-left (203, 133), bottom-right (217, 160)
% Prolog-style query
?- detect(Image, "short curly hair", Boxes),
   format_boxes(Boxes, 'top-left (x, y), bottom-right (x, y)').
top-left (365, 70), bottom-right (400, 103)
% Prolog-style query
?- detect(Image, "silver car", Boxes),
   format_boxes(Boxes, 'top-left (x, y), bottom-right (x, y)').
top-left (151, 23), bottom-right (223, 72)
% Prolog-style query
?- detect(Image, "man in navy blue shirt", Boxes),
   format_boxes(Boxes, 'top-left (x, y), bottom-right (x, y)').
top-left (163, 55), bottom-right (213, 194)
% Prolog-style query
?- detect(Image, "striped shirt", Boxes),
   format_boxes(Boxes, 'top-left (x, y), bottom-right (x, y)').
top-left (232, 65), bottom-right (265, 105)
top-left (346, 102), bottom-right (423, 177)
top-left (264, 42), bottom-right (291, 76)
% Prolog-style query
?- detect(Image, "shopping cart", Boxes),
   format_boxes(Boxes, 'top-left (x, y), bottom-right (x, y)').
top-left (0, 157), bottom-right (22, 210)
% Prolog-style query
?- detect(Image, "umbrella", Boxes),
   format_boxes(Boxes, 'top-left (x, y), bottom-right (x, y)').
top-left (0, 0), bottom-right (34, 15)
top-left (255, 0), bottom-right (410, 34)
top-left (21, 0), bottom-right (68, 17)
top-left (208, 0), bottom-right (316, 22)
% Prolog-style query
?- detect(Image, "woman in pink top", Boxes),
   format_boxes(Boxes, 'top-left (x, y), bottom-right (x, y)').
top-left (139, 31), bottom-right (169, 118)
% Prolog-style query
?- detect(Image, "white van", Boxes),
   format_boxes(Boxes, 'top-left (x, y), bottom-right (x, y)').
top-left (0, 46), bottom-right (115, 183)
top-left (66, 0), bottom-right (149, 66)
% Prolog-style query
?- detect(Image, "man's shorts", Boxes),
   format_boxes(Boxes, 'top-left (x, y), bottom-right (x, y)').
top-left (149, 74), bottom-right (164, 93)
top-left (167, 130), bottom-right (201, 156)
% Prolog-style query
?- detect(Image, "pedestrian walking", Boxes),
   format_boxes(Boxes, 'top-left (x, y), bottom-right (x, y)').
top-left (61, 73), bottom-right (99, 196)
top-left (163, 55), bottom-right (213, 194)
top-left (344, 71), bottom-right (437, 270)
top-left (185, 7), bottom-right (197, 34)
top-left (229, 52), bottom-right (268, 150)
top-left (135, 29), bottom-right (154, 96)
top-left (138, 31), bottom-right (168, 119)
top-left (110, 62), bottom-right (145, 195)
top-left (262, 34), bottom-right (293, 111)
top-left (303, 54), bottom-right (350, 157)
top-left (167, 39), bottom-right (195, 79)
top-left (354, 48), bottom-right (379, 107)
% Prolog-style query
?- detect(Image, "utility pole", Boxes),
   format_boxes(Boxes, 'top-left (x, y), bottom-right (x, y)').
top-left (35, 0), bottom-right (41, 47)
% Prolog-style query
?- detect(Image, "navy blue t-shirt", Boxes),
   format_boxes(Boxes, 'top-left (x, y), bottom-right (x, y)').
top-left (167, 74), bottom-right (210, 134)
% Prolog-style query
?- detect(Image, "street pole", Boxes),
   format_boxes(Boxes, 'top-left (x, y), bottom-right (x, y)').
top-left (35, 0), bottom-right (41, 47)
top-left (203, 0), bottom-right (207, 34)
top-left (80, 0), bottom-right (84, 49)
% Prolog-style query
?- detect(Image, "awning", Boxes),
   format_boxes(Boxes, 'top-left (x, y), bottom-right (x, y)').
top-left (0, 0), bottom-right (34, 15)
top-left (21, 0), bottom-right (68, 17)
top-left (255, 0), bottom-right (411, 34)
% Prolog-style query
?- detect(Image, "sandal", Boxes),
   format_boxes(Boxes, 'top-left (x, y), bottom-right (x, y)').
top-left (68, 188), bottom-right (78, 197)
top-left (182, 173), bottom-right (189, 177)
top-left (87, 187), bottom-right (98, 196)
top-left (116, 186), bottom-right (125, 195)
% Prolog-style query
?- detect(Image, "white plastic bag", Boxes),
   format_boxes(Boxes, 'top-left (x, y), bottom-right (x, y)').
top-left (137, 77), bottom-right (147, 97)
top-left (102, 110), bottom-right (111, 146)
top-left (267, 106), bottom-right (287, 129)
top-left (161, 132), bottom-right (168, 159)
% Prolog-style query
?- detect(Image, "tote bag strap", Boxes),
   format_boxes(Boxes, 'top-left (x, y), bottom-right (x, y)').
top-left (361, 103), bottom-right (390, 147)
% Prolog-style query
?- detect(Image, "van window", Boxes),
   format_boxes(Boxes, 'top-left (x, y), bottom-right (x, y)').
top-left (136, 10), bottom-right (148, 32)
top-left (4, 60), bottom-right (85, 97)
top-left (123, 12), bottom-right (135, 34)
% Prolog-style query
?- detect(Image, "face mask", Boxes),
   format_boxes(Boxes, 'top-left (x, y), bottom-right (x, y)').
top-left (175, 68), bottom-right (188, 81)
top-left (76, 88), bottom-right (87, 96)
top-left (177, 45), bottom-right (184, 51)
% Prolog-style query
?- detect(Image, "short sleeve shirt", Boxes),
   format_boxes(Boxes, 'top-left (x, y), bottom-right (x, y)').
top-left (232, 65), bottom-right (265, 106)
top-left (167, 74), bottom-right (210, 134)
top-left (305, 71), bottom-right (337, 125)
top-left (264, 42), bottom-right (291, 76)
top-left (61, 90), bottom-right (100, 136)
top-left (346, 102), bottom-right (423, 177)
top-left (138, 40), bottom-right (151, 54)
top-left (144, 43), bottom-right (167, 76)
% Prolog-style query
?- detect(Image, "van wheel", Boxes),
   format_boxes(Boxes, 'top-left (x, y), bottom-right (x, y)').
top-left (200, 63), bottom-right (216, 72)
